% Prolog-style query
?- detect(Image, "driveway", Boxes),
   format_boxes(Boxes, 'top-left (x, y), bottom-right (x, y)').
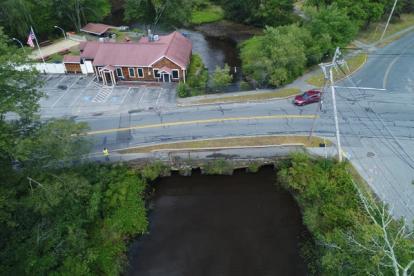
top-left (30, 39), bottom-right (79, 60)
top-left (38, 74), bottom-right (177, 118)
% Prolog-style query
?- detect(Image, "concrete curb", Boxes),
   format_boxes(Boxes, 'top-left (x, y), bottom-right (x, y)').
top-left (115, 134), bottom-right (333, 154)
top-left (176, 93), bottom-right (301, 107)
top-left (333, 53), bottom-right (368, 85)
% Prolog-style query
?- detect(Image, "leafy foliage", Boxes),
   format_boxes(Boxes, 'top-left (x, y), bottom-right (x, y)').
top-left (177, 53), bottom-right (209, 98)
top-left (211, 64), bottom-right (232, 91)
top-left (219, 0), bottom-right (296, 27)
top-left (278, 154), bottom-right (414, 275)
top-left (0, 0), bottom-right (111, 38)
top-left (240, 25), bottom-right (307, 87)
top-left (0, 31), bottom-right (150, 275)
top-left (0, 164), bottom-right (149, 275)
top-left (124, 0), bottom-right (192, 30)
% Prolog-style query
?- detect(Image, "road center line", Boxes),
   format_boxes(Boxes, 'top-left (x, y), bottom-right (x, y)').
top-left (85, 114), bottom-right (318, 135)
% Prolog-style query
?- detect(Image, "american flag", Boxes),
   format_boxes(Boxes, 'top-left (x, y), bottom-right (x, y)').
top-left (27, 28), bottom-right (36, 48)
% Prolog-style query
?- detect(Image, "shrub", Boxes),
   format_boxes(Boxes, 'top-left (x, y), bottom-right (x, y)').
top-left (177, 82), bottom-right (191, 98)
top-left (187, 54), bottom-right (208, 92)
top-left (211, 64), bottom-right (232, 91)
top-left (203, 159), bottom-right (234, 175)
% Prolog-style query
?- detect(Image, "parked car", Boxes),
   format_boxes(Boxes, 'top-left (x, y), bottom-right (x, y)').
top-left (294, 90), bottom-right (321, 106)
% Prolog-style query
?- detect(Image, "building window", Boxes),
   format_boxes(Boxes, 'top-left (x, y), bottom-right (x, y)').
top-left (153, 69), bottom-right (160, 78)
top-left (116, 68), bottom-right (123, 78)
top-left (137, 68), bottom-right (144, 78)
top-left (172, 69), bottom-right (179, 79)
top-left (128, 68), bottom-right (135, 77)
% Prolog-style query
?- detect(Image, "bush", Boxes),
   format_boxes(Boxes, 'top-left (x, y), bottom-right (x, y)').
top-left (187, 54), bottom-right (208, 91)
top-left (211, 64), bottom-right (232, 91)
top-left (203, 159), bottom-right (234, 175)
top-left (177, 82), bottom-right (191, 98)
top-left (278, 154), bottom-right (414, 275)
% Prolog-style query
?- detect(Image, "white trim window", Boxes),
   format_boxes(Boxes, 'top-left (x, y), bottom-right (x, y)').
top-left (153, 68), bottom-right (160, 79)
top-left (116, 67), bottom-right (123, 78)
top-left (137, 68), bottom-right (144, 78)
top-left (128, 67), bottom-right (136, 78)
top-left (172, 69), bottom-right (179, 79)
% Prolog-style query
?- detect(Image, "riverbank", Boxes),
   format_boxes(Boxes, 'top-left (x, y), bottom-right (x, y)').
top-left (125, 153), bottom-right (414, 275)
top-left (126, 165), bottom-right (309, 276)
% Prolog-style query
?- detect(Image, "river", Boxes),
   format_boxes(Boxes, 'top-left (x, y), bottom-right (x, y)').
top-left (126, 166), bottom-right (309, 276)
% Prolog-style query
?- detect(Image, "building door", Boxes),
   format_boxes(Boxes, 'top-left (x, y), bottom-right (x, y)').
top-left (104, 71), bottom-right (112, 85)
top-left (162, 73), bottom-right (171, 83)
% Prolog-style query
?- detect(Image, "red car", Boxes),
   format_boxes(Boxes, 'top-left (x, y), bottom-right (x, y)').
top-left (294, 90), bottom-right (321, 106)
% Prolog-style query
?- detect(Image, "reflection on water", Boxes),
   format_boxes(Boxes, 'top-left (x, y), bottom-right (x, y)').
top-left (126, 166), bottom-right (309, 276)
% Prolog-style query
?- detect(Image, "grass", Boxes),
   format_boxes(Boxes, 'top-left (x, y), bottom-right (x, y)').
top-left (306, 53), bottom-right (368, 87)
top-left (117, 135), bottom-right (331, 154)
top-left (191, 4), bottom-right (224, 25)
top-left (191, 88), bottom-right (301, 105)
top-left (358, 13), bottom-right (414, 44)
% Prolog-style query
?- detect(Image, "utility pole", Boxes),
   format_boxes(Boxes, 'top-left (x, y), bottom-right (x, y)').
top-left (380, 0), bottom-right (398, 41)
top-left (319, 47), bottom-right (343, 162)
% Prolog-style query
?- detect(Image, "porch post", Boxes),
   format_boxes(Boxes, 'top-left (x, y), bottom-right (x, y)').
top-left (111, 71), bottom-right (116, 86)
top-left (183, 69), bottom-right (186, 83)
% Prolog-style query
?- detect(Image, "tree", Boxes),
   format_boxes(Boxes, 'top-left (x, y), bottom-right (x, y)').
top-left (240, 25), bottom-right (307, 87)
top-left (211, 64), bottom-right (232, 91)
top-left (278, 153), bottom-right (414, 275)
top-left (0, 28), bottom-right (43, 162)
top-left (124, 0), bottom-right (192, 31)
top-left (220, 0), bottom-right (295, 27)
top-left (0, 0), bottom-right (111, 38)
top-left (305, 4), bottom-right (358, 50)
top-left (345, 180), bottom-right (414, 276)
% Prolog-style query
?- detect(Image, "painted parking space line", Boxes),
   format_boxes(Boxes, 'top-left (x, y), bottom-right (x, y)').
top-left (51, 76), bottom-right (82, 108)
top-left (85, 76), bottom-right (96, 88)
top-left (138, 88), bottom-right (148, 106)
top-left (85, 114), bottom-right (319, 136)
top-left (121, 87), bottom-right (132, 105)
top-left (155, 89), bottom-right (163, 107)
top-left (44, 75), bottom-right (54, 82)
top-left (70, 87), bottom-right (88, 107)
top-left (54, 75), bottom-right (67, 88)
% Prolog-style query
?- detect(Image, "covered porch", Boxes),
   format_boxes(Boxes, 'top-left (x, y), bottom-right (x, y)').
top-left (97, 66), bottom-right (116, 86)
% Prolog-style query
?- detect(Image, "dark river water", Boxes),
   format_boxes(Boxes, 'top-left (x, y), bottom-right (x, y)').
top-left (126, 166), bottom-right (309, 276)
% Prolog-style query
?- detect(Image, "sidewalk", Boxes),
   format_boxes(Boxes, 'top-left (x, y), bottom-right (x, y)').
top-left (29, 39), bottom-right (79, 60)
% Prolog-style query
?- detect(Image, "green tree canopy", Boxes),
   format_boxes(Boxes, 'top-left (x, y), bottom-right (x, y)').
top-left (240, 25), bottom-right (307, 87)
top-left (124, 0), bottom-right (192, 31)
top-left (0, 0), bottom-right (111, 39)
top-left (220, 0), bottom-right (295, 27)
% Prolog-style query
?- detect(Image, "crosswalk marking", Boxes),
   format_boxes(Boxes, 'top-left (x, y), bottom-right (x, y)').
top-left (92, 82), bottom-right (114, 103)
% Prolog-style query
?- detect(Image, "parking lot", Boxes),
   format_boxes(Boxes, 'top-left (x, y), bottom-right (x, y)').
top-left (39, 74), bottom-right (177, 117)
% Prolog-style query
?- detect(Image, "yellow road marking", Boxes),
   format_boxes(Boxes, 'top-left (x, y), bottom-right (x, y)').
top-left (86, 114), bottom-right (318, 136)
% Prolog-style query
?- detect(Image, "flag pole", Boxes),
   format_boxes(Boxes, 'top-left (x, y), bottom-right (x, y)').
top-left (31, 27), bottom-right (46, 64)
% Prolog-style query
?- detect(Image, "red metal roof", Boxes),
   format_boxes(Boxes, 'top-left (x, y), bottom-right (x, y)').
top-left (80, 23), bottom-right (114, 35)
top-left (63, 55), bottom-right (80, 63)
top-left (80, 31), bottom-right (192, 69)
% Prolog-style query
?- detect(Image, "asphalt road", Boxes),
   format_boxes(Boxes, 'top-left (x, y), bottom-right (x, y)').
top-left (75, 32), bottom-right (414, 222)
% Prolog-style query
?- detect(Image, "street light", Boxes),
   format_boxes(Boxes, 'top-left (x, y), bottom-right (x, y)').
top-left (54, 25), bottom-right (67, 40)
top-left (11, 38), bottom-right (25, 52)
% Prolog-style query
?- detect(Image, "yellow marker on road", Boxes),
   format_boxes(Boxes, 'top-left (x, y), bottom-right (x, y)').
top-left (86, 114), bottom-right (318, 136)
